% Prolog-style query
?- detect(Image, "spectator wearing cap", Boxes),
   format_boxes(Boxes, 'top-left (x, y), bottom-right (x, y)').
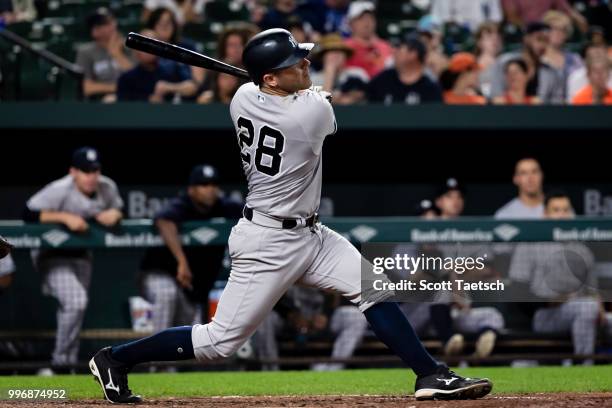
top-left (117, 29), bottom-right (197, 102)
top-left (23, 147), bottom-right (123, 372)
top-left (430, 0), bottom-right (502, 33)
top-left (75, 8), bottom-right (135, 102)
top-left (367, 35), bottom-right (443, 105)
top-left (474, 22), bottom-right (503, 98)
top-left (416, 15), bottom-right (449, 79)
top-left (494, 157), bottom-right (544, 219)
top-left (415, 199), bottom-right (440, 219)
top-left (333, 67), bottom-right (368, 104)
top-left (139, 165), bottom-right (242, 333)
top-left (567, 43), bottom-right (612, 102)
top-left (492, 58), bottom-right (541, 104)
top-left (490, 22), bottom-right (565, 104)
top-left (440, 52), bottom-right (487, 104)
top-left (435, 178), bottom-right (465, 219)
top-left (502, 0), bottom-right (588, 33)
top-left (542, 11), bottom-right (584, 100)
top-left (142, 0), bottom-right (206, 26)
top-left (572, 54), bottom-right (612, 105)
top-left (343, 1), bottom-right (393, 80)
top-left (309, 33), bottom-right (354, 93)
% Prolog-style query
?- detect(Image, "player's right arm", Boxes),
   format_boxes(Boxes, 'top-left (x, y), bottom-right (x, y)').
top-left (23, 181), bottom-right (88, 232)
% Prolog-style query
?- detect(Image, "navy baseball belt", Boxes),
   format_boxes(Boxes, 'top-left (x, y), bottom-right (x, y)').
top-left (243, 206), bottom-right (318, 229)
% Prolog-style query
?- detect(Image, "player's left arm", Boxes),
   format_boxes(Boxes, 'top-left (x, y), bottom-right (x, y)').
top-left (96, 178), bottom-right (124, 227)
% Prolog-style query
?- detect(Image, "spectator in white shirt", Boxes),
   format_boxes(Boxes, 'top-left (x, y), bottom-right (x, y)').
top-left (430, 0), bottom-right (503, 32)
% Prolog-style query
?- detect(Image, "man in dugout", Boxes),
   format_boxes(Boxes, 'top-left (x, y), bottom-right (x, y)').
top-left (139, 164), bottom-right (242, 333)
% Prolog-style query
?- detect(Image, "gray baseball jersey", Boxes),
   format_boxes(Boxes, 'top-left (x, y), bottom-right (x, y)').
top-left (0, 255), bottom-right (15, 278)
top-left (27, 174), bottom-right (123, 217)
top-left (508, 242), bottom-right (597, 299)
top-left (494, 198), bottom-right (544, 219)
top-left (229, 83), bottom-right (336, 218)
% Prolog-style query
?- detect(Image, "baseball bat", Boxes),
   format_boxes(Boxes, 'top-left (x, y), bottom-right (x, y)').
top-left (125, 32), bottom-right (251, 80)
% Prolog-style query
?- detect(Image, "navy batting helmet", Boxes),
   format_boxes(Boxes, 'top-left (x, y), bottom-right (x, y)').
top-left (242, 28), bottom-right (314, 85)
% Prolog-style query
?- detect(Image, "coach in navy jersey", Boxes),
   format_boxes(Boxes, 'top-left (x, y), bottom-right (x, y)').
top-left (139, 164), bottom-right (242, 332)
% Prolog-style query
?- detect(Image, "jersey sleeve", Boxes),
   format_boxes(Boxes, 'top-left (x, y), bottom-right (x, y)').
top-left (102, 177), bottom-right (124, 210)
top-left (221, 198), bottom-right (244, 218)
top-left (75, 46), bottom-right (94, 80)
top-left (508, 244), bottom-right (534, 283)
top-left (26, 181), bottom-right (66, 212)
top-left (155, 197), bottom-right (188, 223)
top-left (298, 90), bottom-right (337, 142)
top-left (0, 255), bottom-right (15, 277)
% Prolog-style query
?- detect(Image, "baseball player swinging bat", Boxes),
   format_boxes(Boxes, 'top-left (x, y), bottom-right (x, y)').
top-left (125, 32), bottom-right (250, 80)
top-left (91, 29), bottom-right (493, 404)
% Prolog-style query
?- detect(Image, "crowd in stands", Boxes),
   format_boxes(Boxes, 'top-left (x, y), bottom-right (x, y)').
top-left (1, 0), bottom-right (611, 104)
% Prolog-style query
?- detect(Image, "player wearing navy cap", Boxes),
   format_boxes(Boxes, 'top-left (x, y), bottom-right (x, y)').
top-left (24, 147), bottom-right (124, 372)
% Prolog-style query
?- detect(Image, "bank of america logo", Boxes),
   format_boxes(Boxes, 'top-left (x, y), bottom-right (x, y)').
top-left (494, 224), bottom-right (520, 241)
top-left (350, 225), bottom-right (377, 243)
top-left (42, 229), bottom-right (70, 247)
top-left (191, 227), bottom-right (218, 245)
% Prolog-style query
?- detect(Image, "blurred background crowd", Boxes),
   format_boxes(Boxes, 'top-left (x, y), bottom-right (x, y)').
top-left (0, 0), bottom-right (611, 105)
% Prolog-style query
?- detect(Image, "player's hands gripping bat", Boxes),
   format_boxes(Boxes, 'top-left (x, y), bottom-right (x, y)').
top-left (125, 32), bottom-right (250, 80)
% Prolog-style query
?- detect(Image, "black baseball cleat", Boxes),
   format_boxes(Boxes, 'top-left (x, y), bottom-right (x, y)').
top-left (414, 366), bottom-right (492, 401)
top-left (89, 347), bottom-right (142, 404)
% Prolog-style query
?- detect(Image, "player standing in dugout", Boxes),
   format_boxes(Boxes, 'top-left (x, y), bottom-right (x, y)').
top-left (89, 29), bottom-right (493, 403)
top-left (24, 147), bottom-right (124, 372)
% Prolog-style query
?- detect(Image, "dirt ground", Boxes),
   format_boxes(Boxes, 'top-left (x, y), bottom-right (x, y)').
top-left (1, 393), bottom-right (612, 408)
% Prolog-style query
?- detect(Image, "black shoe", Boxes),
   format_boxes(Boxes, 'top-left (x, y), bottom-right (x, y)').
top-left (89, 347), bottom-right (142, 404)
top-left (414, 366), bottom-right (492, 401)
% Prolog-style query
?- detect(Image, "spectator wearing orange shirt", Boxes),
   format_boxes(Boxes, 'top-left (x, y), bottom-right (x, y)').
top-left (343, 1), bottom-right (392, 80)
top-left (572, 55), bottom-right (612, 105)
top-left (441, 53), bottom-right (487, 105)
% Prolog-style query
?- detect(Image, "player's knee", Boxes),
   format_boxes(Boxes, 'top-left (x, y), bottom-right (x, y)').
top-left (575, 299), bottom-right (600, 320)
top-left (484, 308), bottom-right (505, 330)
top-left (191, 323), bottom-right (244, 362)
top-left (152, 287), bottom-right (178, 306)
top-left (337, 306), bottom-right (368, 330)
top-left (64, 291), bottom-right (88, 312)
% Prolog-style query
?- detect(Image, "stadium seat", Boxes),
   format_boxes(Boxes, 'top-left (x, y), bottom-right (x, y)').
top-left (111, 0), bottom-right (144, 22)
top-left (204, 1), bottom-right (249, 23)
top-left (377, 1), bottom-right (425, 21)
top-left (46, 0), bottom-right (111, 19)
top-left (183, 21), bottom-right (224, 44)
